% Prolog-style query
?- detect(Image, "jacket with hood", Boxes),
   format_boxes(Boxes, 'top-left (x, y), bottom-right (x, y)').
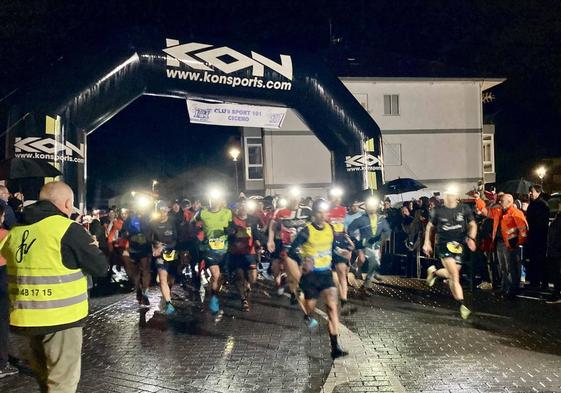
top-left (5, 200), bottom-right (108, 336)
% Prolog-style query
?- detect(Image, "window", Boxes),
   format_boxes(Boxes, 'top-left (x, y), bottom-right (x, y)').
top-left (245, 137), bottom-right (264, 180)
top-left (383, 94), bottom-right (399, 115)
top-left (382, 143), bottom-right (402, 166)
top-left (482, 134), bottom-right (495, 174)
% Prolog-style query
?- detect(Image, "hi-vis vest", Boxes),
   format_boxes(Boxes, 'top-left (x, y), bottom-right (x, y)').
top-left (300, 223), bottom-right (334, 271)
top-left (2, 215), bottom-right (88, 328)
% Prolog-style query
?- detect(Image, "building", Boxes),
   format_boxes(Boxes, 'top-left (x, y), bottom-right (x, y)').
top-left (242, 76), bottom-right (504, 197)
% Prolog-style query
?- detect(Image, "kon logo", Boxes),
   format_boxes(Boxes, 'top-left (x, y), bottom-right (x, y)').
top-left (345, 153), bottom-right (382, 172)
top-left (15, 137), bottom-right (85, 158)
top-left (163, 39), bottom-right (293, 81)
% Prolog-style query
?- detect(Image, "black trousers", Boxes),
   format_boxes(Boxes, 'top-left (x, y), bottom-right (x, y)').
top-left (0, 265), bottom-right (9, 368)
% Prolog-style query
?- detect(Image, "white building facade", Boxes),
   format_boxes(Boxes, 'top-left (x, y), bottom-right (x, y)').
top-left (242, 77), bottom-right (503, 197)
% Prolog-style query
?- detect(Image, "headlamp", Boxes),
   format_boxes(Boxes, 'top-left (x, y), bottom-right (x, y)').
top-left (366, 196), bottom-right (379, 209)
top-left (329, 187), bottom-right (344, 198)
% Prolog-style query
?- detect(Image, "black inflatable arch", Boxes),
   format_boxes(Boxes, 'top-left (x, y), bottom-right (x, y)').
top-left (3, 36), bottom-right (383, 208)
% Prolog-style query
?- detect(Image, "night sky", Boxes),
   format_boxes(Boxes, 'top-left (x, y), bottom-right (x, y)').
top-left (1, 1), bottom-right (561, 203)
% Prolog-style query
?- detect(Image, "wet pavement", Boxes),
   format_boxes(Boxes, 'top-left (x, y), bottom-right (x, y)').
top-left (2, 277), bottom-right (561, 393)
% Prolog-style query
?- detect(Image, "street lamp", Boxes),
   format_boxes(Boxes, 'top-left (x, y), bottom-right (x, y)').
top-left (229, 147), bottom-right (241, 196)
top-left (152, 179), bottom-right (158, 193)
top-left (536, 166), bottom-right (547, 185)
top-left (130, 190), bottom-right (136, 198)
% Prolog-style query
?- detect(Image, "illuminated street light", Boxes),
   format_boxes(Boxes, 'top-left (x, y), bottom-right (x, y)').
top-left (229, 147), bottom-right (241, 162)
top-left (152, 179), bottom-right (158, 193)
top-left (229, 147), bottom-right (241, 196)
top-left (131, 191), bottom-right (136, 198)
top-left (536, 166), bottom-right (547, 184)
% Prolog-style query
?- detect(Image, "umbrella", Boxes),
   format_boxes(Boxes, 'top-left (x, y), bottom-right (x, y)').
top-left (378, 178), bottom-right (426, 196)
top-left (498, 178), bottom-right (533, 195)
top-left (0, 158), bottom-right (62, 180)
top-left (466, 189), bottom-right (496, 200)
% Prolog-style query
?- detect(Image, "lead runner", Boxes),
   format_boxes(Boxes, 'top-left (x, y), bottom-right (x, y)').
top-left (423, 186), bottom-right (477, 319)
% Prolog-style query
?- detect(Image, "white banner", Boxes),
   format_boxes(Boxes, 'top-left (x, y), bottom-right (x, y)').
top-left (186, 99), bottom-right (286, 128)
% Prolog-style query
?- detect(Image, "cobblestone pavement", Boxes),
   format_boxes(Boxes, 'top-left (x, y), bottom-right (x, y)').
top-left (2, 277), bottom-right (561, 393)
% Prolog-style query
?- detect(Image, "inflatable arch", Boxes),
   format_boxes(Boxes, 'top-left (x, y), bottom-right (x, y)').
top-left (2, 36), bottom-right (383, 207)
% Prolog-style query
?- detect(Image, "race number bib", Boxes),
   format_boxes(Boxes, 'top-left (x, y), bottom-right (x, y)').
top-left (446, 241), bottom-right (463, 255)
top-left (209, 238), bottom-right (226, 250)
top-left (332, 223), bottom-right (345, 233)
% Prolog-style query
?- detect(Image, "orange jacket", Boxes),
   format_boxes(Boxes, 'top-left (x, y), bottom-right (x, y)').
top-left (488, 205), bottom-right (528, 250)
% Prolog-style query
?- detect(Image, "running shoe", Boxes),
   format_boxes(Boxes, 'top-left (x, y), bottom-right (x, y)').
top-left (426, 265), bottom-right (437, 287)
top-left (141, 294), bottom-right (150, 306)
top-left (276, 286), bottom-right (285, 296)
top-left (331, 344), bottom-right (349, 359)
top-left (349, 265), bottom-right (361, 279)
top-left (0, 363), bottom-right (18, 379)
top-left (340, 303), bottom-right (357, 316)
top-left (241, 298), bottom-right (250, 312)
top-left (164, 303), bottom-right (176, 315)
top-left (460, 304), bottom-right (471, 320)
top-left (304, 315), bottom-right (319, 331)
top-left (209, 295), bottom-right (220, 314)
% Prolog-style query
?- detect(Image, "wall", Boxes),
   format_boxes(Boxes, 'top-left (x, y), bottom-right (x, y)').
top-left (245, 79), bottom-right (488, 197)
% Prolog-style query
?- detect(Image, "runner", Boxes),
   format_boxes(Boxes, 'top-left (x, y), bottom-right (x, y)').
top-left (347, 197), bottom-right (391, 289)
top-left (122, 208), bottom-right (152, 306)
top-left (267, 187), bottom-right (312, 304)
top-left (288, 199), bottom-right (348, 359)
top-left (327, 187), bottom-right (356, 315)
top-left (344, 198), bottom-right (365, 278)
top-left (197, 191), bottom-right (232, 316)
top-left (423, 186), bottom-right (477, 320)
top-left (228, 201), bottom-right (261, 311)
top-left (151, 205), bottom-right (179, 315)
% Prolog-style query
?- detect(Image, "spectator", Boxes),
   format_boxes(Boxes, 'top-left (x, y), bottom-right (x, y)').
top-left (2, 181), bottom-right (107, 392)
top-left (473, 191), bottom-right (487, 216)
top-left (0, 186), bottom-right (16, 229)
top-left (546, 201), bottom-right (561, 304)
top-left (487, 194), bottom-right (528, 298)
top-left (526, 184), bottom-right (550, 290)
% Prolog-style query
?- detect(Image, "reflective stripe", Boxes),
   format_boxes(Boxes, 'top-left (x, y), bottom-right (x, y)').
top-left (8, 271), bottom-right (84, 285)
top-left (11, 292), bottom-right (88, 310)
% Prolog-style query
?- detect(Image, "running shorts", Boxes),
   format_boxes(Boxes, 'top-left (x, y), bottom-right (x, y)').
top-left (300, 270), bottom-right (335, 300)
top-left (229, 254), bottom-right (257, 271)
top-left (436, 241), bottom-right (464, 264)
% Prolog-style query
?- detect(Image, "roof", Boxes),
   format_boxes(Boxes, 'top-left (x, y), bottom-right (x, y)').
top-left (328, 47), bottom-right (505, 90)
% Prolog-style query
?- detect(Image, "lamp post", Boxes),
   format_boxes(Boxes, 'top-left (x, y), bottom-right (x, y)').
top-left (536, 166), bottom-right (547, 186)
top-left (229, 147), bottom-right (241, 196)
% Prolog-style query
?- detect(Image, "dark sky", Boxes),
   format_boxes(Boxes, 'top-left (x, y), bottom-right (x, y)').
top-left (1, 1), bottom-right (561, 202)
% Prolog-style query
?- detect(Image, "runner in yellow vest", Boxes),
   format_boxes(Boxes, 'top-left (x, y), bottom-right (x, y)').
top-left (1, 182), bottom-right (107, 393)
top-left (288, 199), bottom-right (348, 359)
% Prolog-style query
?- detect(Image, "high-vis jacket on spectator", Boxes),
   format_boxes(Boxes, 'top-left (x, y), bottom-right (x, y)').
top-left (488, 205), bottom-right (529, 250)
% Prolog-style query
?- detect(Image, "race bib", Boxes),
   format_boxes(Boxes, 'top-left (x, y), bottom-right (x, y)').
top-left (333, 223), bottom-right (345, 233)
top-left (446, 241), bottom-right (463, 255)
top-left (209, 238), bottom-right (226, 250)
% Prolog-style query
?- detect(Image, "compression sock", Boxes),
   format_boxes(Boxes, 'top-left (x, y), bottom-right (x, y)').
top-left (329, 334), bottom-right (339, 350)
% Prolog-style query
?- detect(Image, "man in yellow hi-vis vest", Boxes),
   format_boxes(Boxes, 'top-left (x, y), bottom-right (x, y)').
top-left (2, 182), bottom-right (107, 393)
